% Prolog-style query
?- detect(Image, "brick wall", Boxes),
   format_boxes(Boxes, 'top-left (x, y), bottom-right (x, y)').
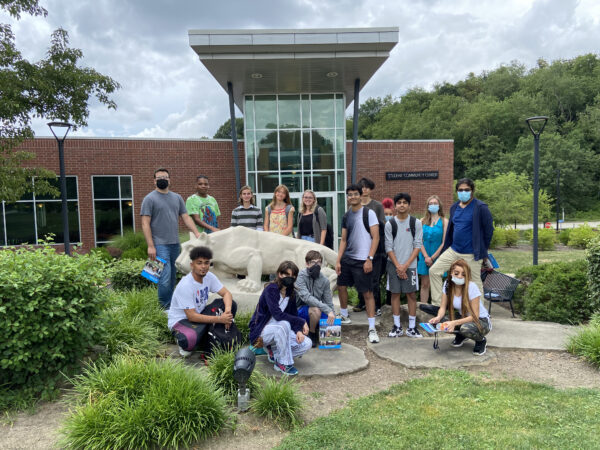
top-left (16, 137), bottom-right (453, 252)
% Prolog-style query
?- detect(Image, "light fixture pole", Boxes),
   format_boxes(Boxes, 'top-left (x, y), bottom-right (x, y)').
top-left (525, 116), bottom-right (548, 265)
top-left (556, 168), bottom-right (561, 232)
top-left (48, 121), bottom-right (73, 255)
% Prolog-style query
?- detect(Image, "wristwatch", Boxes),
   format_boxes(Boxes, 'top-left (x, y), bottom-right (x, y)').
top-left (368, 256), bottom-right (374, 261)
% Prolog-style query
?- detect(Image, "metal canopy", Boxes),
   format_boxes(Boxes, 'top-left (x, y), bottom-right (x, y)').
top-left (188, 28), bottom-right (399, 109)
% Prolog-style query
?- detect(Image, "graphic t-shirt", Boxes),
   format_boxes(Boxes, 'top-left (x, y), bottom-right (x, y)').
top-left (167, 271), bottom-right (224, 329)
top-left (185, 194), bottom-right (220, 233)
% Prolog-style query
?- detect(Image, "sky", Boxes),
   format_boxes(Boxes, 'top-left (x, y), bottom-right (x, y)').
top-left (5, 0), bottom-right (600, 139)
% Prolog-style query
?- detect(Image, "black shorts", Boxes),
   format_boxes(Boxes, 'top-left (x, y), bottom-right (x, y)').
top-left (337, 255), bottom-right (373, 294)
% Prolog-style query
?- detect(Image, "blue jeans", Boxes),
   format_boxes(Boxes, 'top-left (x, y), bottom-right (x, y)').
top-left (156, 243), bottom-right (180, 309)
top-left (300, 235), bottom-right (315, 242)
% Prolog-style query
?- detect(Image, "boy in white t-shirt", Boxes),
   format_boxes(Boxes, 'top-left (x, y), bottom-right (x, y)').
top-left (428, 259), bottom-right (491, 355)
top-left (168, 246), bottom-right (236, 357)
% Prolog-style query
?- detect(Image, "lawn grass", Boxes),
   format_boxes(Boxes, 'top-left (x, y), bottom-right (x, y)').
top-left (492, 248), bottom-right (586, 274)
top-left (277, 371), bottom-right (600, 450)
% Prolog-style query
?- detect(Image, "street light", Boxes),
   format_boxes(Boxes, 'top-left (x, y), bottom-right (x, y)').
top-left (525, 115), bottom-right (549, 265)
top-left (47, 121), bottom-right (73, 255)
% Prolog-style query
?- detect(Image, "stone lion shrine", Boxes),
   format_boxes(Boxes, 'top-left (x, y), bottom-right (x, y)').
top-left (176, 227), bottom-right (338, 296)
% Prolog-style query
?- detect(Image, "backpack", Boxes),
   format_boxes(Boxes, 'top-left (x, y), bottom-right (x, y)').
top-left (202, 298), bottom-right (242, 355)
top-left (388, 215), bottom-right (416, 242)
top-left (316, 205), bottom-right (335, 249)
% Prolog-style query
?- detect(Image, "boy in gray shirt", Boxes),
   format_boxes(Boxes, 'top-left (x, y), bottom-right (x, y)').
top-left (385, 192), bottom-right (423, 338)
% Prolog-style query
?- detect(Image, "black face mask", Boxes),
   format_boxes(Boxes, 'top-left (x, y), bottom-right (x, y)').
top-left (156, 179), bottom-right (169, 190)
top-left (281, 276), bottom-right (295, 288)
top-left (308, 264), bottom-right (321, 280)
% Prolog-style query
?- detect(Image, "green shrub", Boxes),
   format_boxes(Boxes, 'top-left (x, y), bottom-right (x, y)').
top-left (235, 311), bottom-right (252, 344)
top-left (109, 229), bottom-right (147, 254)
top-left (558, 228), bottom-right (571, 246)
top-left (568, 223), bottom-right (597, 248)
top-left (586, 236), bottom-right (600, 313)
top-left (121, 246), bottom-right (148, 260)
top-left (101, 313), bottom-right (161, 359)
top-left (206, 347), bottom-right (264, 402)
top-left (566, 313), bottom-right (600, 368)
top-left (504, 228), bottom-right (519, 247)
top-left (0, 245), bottom-right (107, 401)
top-left (521, 259), bottom-right (591, 324)
top-left (489, 227), bottom-right (506, 249)
top-left (60, 356), bottom-right (229, 449)
top-left (523, 229), bottom-right (533, 242)
top-left (89, 246), bottom-right (113, 262)
top-left (108, 258), bottom-right (153, 291)
top-left (538, 228), bottom-right (556, 251)
top-left (251, 376), bottom-right (303, 429)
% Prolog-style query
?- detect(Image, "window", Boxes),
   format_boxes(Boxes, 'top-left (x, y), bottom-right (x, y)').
top-left (92, 176), bottom-right (134, 245)
top-left (1, 177), bottom-right (80, 246)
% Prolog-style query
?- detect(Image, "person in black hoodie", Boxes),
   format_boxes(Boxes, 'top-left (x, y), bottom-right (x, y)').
top-left (249, 261), bottom-right (311, 376)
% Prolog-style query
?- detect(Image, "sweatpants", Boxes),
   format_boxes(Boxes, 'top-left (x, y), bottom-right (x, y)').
top-left (429, 248), bottom-right (484, 306)
top-left (261, 320), bottom-right (312, 366)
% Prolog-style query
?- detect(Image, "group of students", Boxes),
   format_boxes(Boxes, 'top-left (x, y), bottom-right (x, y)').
top-left (142, 169), bottom-right (494, 376)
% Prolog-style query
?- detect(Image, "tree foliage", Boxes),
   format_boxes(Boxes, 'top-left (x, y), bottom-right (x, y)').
top-left (213, 117), bottom-right (244, 139)
top-left (356, 55), bottom-right (600, 214)
top-left (1, 1), bottom-right (120, 202)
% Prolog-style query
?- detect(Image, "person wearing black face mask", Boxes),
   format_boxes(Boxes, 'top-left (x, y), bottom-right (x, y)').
top-left (249, 261), bottom-right (311, 376)
top-left (141, 168), bottom-right (201, 309)
top-left (295, 250), bottom-right (336, 347)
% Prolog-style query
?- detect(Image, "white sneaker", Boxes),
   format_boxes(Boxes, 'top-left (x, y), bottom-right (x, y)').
top-left (405, 327), bottom-right (423, 338)
top-left (338, 314), bottom-right (352, 325)
top-left (368, 329), bottom-right (380, 343)
top-left (178, 347), bottom-right (192, 357)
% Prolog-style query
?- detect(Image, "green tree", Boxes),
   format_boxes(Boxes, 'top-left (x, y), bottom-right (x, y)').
top-left (213, 117), bottom-right (244, 139)
top-left (475, 172), bottom-right (552, 226)
top-left (1, 0), bottom-right (120, 202)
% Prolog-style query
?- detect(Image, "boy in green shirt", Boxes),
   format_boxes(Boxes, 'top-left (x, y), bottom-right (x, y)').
top-left (186, 175), bottom-right (221, 234)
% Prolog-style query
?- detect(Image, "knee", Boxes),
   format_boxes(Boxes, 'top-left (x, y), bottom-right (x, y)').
top-left (309, 307), bottom-right (321, 317)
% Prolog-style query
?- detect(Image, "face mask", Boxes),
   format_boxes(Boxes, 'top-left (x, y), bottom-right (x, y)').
top-left (281, 276), bottom-right (295, 288)
top-left (156, 179), bottom-right (169, 190)
top-left (428, 205), bottom-right (439, 214)
top-left (457, 191), bottom-right (471, 203)
top-left (385, 215), bottom-right (394, 221)
top-left (308, 264), bottom-right (321, 279)
top-left (452, 276), bottom-right (465, 286)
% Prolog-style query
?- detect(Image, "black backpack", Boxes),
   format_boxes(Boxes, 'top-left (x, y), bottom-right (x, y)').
top-left (202, 298), bottom-right (242, 354)
top-left (388, 215), bottom-right (417, 242)
top-left (342, 206), bottom-right (384, 254)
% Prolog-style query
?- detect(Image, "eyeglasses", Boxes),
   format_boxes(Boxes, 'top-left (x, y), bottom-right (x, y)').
top-left (307, 260), bottom-right (322, 267)
top-left (347, 192), bottom-right (360, 198)
top-left (457, 189), bottom-right (471, 192)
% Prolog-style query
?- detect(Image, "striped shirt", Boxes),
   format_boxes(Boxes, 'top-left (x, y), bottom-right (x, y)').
top-left (230, 205), bottom-right (263, 229)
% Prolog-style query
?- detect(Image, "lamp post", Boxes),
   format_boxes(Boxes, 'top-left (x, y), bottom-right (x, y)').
top-left (556, 169), bottom-right (561, 232)
top-left (525, 116), bottom-right (548, 265)
top-left (47, 121), bottom-right (73, 255)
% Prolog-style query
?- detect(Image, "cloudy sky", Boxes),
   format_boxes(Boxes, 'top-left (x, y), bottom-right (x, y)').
top-left (5, 0), bottom-right (600, 139)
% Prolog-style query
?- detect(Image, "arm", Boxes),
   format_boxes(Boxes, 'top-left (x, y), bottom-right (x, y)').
top-left (335, 228), bottom-right (348, 275)
top-left (141, 215), bottom-right (156, 260)
top-left (445, 296), bottom-right (480, 332)
top-left (181, 213), bottom-right (201, 239)
top-left (430, 291), bottom-right (449, 324)
top-left (184, 308), bottom-right (232, 325)
top-left (296, 274), bottom-right (332, 313)
top-left (264, 286), bottom-right (305, 331)
top-left (318, 208), bottom-right (327, 245)
top-left (256, 207), bottom-right (264, 231)
top-left (405, 220), bottom-right (423, 267)
top-left (481, 205), bottom-right (494, 251)
top-left (263, 208), bottom-right (270, 232)
top-left (364, 223), bottom-right (379, 274)
top-left (230, 209), bottom-right (238, 227)
top-left (191, 214), bottom-right (219, 233)
top-left (283, 206), bottom-right (295, 236)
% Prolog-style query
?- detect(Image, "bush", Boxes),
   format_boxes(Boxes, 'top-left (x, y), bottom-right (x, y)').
top-left (538, 228), bottom-right (556, 251)
top-left (121, 246), bottom-right (148, 260)
top-left (109, 229), bottom-right (147, 254)
top-left (235, 311), bottom-right (252, 344)
top-left (568, 223), bottom-right (597, 248)
top-left (489, 227), bottom-right (506, 249)
top-left (521, 259), bottom-right (591, 324)
top-left (89, 246), bottom-right (113, 262)
top-left (0, 245), bottom-right (107, 401)
top-left (523, 229), bottom-right (533, 242)
top-left (566, 313), bottom-right (600, 368)
top-left (251, 376), bottom-right (303, 429)
top-left (586, 236), bottom-right (600, 313)
top-left (108, 258), bottom-right (153, 291)
top-left (558, 228), bottom-right (571, 246)
top-left (101, 313), bottom-right (161, 359)
top-left (60, 356), bottom-right (229, 449)
top-left (504, 228), bottom-right (519, 247)
top-left (206, 347), bottom-right (264, 402)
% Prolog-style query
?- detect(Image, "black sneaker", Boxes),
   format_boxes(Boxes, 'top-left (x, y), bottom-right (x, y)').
top-left (388, 325), bottom-right (403, 337)
top-left (473, 337), bottom-right (487, 356)
top-left (405, 327), bottom-right (423, 338)
top-left (353, 304), bottom-right (366, 312)
top-left (451, 334), bottom-right (466, 347)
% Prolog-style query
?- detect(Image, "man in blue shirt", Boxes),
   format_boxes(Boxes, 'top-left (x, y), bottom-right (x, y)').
top-left (429, 178), bottom-right (494, 306)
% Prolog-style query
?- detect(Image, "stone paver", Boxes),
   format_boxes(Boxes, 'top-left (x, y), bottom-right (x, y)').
top-left (254, 343), bottom-right (368, 377)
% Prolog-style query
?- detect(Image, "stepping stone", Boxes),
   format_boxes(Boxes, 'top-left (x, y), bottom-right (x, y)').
top-left (368, 337), bottom-right (494, 369)
top-left (254, 343), bottom-right (368, 377)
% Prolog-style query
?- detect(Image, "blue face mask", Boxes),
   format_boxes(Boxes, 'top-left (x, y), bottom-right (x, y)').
top-left (385, 215), bottom-right (394, 221)
top-left (428, 205), bottom-right (439, 214)
top-left (457, 191), bottom-right (471, 203)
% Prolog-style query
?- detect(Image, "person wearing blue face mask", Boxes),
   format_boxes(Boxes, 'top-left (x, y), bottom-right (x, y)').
top-left (417, 195), bottom-right (449, 304)
top-left (428, 178), bottom-right (494, 307)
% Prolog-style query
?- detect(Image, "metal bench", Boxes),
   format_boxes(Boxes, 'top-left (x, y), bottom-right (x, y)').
top-left (482, 270), bottom-right (520, 318)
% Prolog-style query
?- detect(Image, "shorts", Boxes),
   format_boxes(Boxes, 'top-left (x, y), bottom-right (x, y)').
top-left (337, 255), bottom-right (373, 294)
top-left (297, 305), bottom-right (328, 324)
top-left (387, 261), bottom-right (418, 294)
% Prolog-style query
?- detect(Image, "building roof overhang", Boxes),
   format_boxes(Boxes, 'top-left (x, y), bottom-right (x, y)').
top-left (188, 27), bottom-right (399, 109)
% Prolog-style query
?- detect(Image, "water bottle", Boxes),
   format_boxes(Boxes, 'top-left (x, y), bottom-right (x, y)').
top-left (237, 387), bottom-right (250, 412)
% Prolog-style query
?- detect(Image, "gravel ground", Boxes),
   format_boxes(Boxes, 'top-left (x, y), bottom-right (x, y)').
top-left (2, 327), bottom-right (599, 450)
